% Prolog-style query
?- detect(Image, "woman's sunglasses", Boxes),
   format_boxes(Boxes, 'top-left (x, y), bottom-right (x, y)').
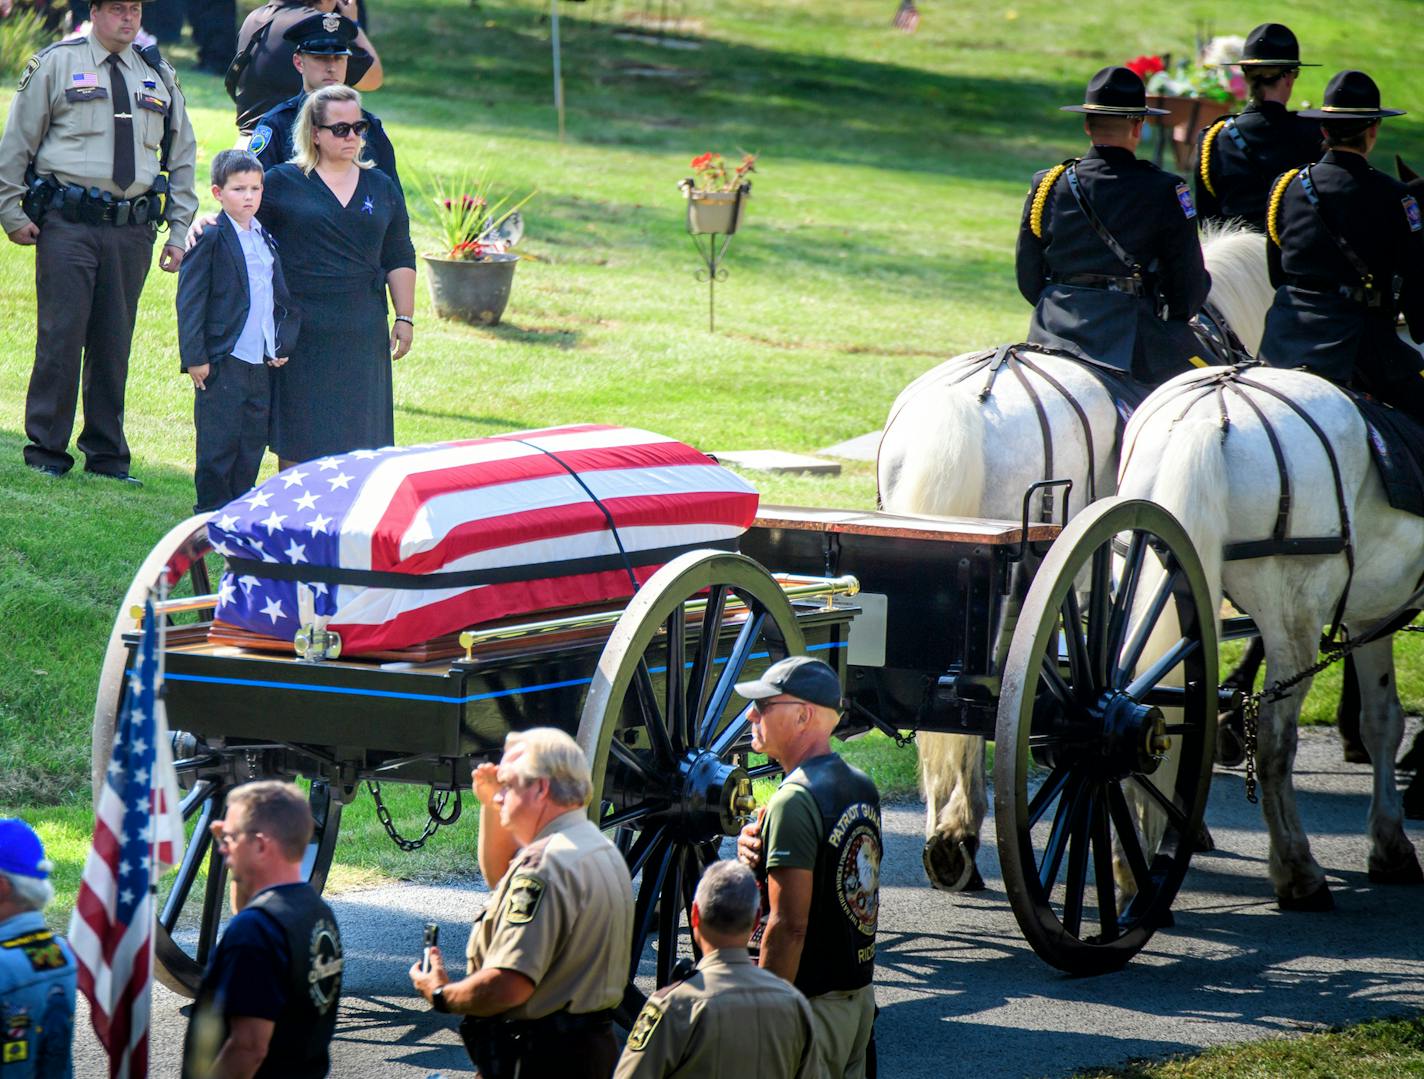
top-left (317, 120), bottom-right (370, 138)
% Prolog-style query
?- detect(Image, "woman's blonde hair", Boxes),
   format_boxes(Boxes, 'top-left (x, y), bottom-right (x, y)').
top-left (290, 84), bottom-right (374, 174)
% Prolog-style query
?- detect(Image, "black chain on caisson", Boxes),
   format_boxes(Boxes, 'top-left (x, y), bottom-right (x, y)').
top-left (367, 780), bottom-right (462, 852)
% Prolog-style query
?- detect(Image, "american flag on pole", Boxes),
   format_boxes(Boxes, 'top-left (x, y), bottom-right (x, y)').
top-left (208, 424), bottom-right (760, 653)
top-left (70, 595), bottom-right (187, 1079)
top-left (892, 0), bottom-right (920, 33)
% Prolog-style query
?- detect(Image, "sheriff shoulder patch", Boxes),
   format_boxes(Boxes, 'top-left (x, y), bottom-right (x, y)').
top-left (248, 125), bottom-right (272, 158)
top-left (17, 55), bottom-right (40, 92)
top-left (626, 1000), bottom-right (664, 1052)
top-left (1175, 183), bottom-right (1197, 219)
top-left (1404, 195), bottom-right (1422, 233)
top-left (504, 874), bottom-right (545, 925)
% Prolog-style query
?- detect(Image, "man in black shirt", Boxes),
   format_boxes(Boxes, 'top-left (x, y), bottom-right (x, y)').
top-left (1016, 65), bottom-right (1212, 384)
top-left (735, 657), bottom-right (881, 1079)
top-left (182, 781), bottom-right (343, 1079)
top-left (228, 0), bottom-right (382, 136)
top-left (1194, 23), bottom-right (1323, 232)
top-left (1258, 69), bottom-right (1424, 422)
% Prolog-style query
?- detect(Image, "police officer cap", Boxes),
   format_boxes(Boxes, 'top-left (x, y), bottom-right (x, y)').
top-left (284, 11), bottom-right (360, 55)
top-left (735, 656), bottom-right (844, 711)
top-left (1298, 70), bottom-right (1406, 120)
top-left (1061, 66), bottom-right (1169, 117)
top-left (1234, 23), bottom-right (1318, 68)
top-left (0, 819), bottom-right (52, 882)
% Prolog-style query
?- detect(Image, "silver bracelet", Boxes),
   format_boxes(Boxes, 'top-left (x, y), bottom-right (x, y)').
top-left (394, 315), bottom-right (414, 326)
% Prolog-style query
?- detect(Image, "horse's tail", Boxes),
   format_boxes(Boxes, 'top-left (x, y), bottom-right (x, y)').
top-left (1121, 414), bottom-right (1229, 614)
top-left (1200, 221), bottom-right (1272, 356)
top-left (877, 369), bottom-right (985, 517)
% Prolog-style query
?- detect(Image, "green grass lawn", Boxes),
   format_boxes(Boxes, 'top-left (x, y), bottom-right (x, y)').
top-left (4, 0), bottom-right (1424, 942)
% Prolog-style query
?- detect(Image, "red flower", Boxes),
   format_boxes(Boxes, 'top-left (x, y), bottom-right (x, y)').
top-left (690, 152), bottom-right (715, 171)
top-left (1125, 54), bottom-right (1164, 79)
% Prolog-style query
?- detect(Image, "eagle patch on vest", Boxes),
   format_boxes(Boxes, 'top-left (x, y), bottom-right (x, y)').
top-left (831, 803), bottom-right (881, 936)
top-left (504, 874), bottom-right (545, 924)
top-left (625, 999), bottom-right (664, 1052)
top-left (1405, 195), bottom-right (1422, 234)
top-left (1175, 183), bottom-right (1197, 219)
top-left (307, 917), bottom-right (343, 1014)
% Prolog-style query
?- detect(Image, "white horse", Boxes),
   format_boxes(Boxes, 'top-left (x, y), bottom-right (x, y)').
top-left (877, 222), bottom-right (1274, 891)
top-left (1118, 366), bottom-right (1423, 906)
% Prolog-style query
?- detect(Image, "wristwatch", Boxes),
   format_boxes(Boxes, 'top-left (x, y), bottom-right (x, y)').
top-left (431, 985), bottom-right (450, 1013)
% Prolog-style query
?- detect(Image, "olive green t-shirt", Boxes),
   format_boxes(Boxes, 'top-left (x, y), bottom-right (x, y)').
top-left (763, 782), bottom-right (821, 871)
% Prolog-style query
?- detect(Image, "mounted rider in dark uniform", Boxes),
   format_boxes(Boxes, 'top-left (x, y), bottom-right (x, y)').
top-left (1193, 23), bottom-right (1323, 233)
top-left (1017, 66), bottom-right (1213, 385)
top-left (1258, 69), bottom-right (1424, 423)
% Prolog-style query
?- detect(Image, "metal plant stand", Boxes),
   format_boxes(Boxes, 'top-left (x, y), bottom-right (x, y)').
top-left (681, 183), bottom-right (748, 333)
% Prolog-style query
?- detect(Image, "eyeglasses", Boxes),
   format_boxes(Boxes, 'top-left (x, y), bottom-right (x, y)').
top-left (209, 823), bottom-right (259, 849)
top-left (316, 120), bottom-right (370, 138)
top-left (751, 697), bottom-right (801, 716)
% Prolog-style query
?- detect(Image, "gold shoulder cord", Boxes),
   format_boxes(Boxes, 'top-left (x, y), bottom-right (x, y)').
top-left (1198, 120), bottom-right (1227, 197)
top-left (1030, 163), bottom-right (1069, 239)
top-left (1267, 168), bottom-right (1300, 246)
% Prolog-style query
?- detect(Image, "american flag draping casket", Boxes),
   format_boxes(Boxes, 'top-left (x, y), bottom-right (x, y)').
top-left (207, 425), bottom-right (760, 654)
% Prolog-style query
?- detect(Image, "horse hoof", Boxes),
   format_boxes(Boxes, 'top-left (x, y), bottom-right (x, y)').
top-left (1277, 883), bottom-right (1335, 912)
top-left (922, 835), bottom-right (985, 893)
top-left (1368, 854), bottom-right (1424, 885)
top-left (1215, 717), bottom-right (1246, 768)
top-left (1191, 821), bottom-right (1216, 854)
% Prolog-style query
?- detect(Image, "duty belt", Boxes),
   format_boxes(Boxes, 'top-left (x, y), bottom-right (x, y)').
top-left (1052, 271), bottom-right (1148, 297)
top-left (1287, 274), bottom-right (1392, 309)
top-left (25, 172), bottom-right (166, 228)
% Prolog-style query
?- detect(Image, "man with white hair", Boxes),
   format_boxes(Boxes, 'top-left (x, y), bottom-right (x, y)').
top-left (614, 860), bottom-right (816, 1078)
top-left (0, 818), bottom-right (76, 1078)
top-left (409, 727), bottom-right (634, 1078)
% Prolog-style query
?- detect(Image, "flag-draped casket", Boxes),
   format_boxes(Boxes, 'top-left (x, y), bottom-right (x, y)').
top-left (208, 425), bottom-right (760, 653)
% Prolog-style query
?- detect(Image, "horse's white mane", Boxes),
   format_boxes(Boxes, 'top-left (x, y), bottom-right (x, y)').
top-left (1200, 221), bottom-right (1272, 356)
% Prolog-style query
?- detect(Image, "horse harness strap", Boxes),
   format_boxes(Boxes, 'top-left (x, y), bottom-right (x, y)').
top-left (1191, 300), bottom-right (1253, 367)
top-left (1122, 366), bottom-right (1356, 646)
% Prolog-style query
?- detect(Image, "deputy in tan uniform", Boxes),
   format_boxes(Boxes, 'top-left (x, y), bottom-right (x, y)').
top-left (409, 727), bottom-right (633, 1078)
top-left (0, 0), bottom-right (197, 483)
top-left (615, 860), bottom-right (816, 1079)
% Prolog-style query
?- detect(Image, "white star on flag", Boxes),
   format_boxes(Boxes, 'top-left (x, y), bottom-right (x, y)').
top-left (350, 449), bottom-right (380, 459)
top-left (293, 491), bottom-right (320, 511)
top-left (238, 574), bottom-right (260, 593)
top-left (308, 514), bottom-right (333, 536)
top-left (219, 580), bottom-right (236, 605)
top-left (211, 540), bottom-right (232, 558)
top-left (310, 582), bottom-right (329, 596)
top-left (245, 489), bottom-right (272, 510)
top-left (284, 540), bottom-right (308, 564)
top-left (281, 469), bottom-right (309, 488)
top-left (327, 473), bottom-right (354, 490)
top-left (317, 457), bottom-right (345, 471)
top-left (261, 597), bottom-right (285, 623)
top-left (119, 888), bottom-right (134, 906)
top-left (218, 514), bottom-right (239, 531)
top-left (259, 511), bottom-right (288, 535)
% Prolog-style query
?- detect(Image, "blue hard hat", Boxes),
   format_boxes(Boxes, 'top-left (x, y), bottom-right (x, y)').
top-left (0, 818), bottom-right (52, 880)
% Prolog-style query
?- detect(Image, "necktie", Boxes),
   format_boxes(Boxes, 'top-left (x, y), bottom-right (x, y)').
top-left (107, 54), bottom-right (135, 192)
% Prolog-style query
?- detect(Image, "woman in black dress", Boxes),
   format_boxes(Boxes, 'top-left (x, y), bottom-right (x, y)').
top-left (260, 83), bottom-right (415, 465)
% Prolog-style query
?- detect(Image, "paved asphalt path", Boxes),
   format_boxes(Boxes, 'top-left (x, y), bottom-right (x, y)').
top-left (77, 724), bottom-right (1424, 1078)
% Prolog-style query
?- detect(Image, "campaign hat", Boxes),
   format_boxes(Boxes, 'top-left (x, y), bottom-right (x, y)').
top-left (734, 656), bottom-right (843, 711)
top-left (0, 818), bottom-right (52, 881)
top-left (1061, 66), bottom-right (1169, 117)
top-left (1298, 70), bottom-right (1405, 120)
top-left (284, 11), bottom-right (360, 55)
top-left (1235, 23), bottom-right (1318, 68)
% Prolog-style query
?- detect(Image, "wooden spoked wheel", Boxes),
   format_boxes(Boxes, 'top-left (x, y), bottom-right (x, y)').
top-left (577, 550), bottom-right (804, 1017)
top-left (994, 497), bottom-right (1217, 975)
top-left (91, 514), bottom-right (342, 997)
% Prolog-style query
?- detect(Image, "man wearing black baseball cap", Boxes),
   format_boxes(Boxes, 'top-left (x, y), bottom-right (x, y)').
top-left (1016, 65), bottom-right (1212, 385)
top-left (734, 656), bottom-right (881, 1079)
top-left (248, 12), bottom-right (400, 191)
top-left (1258, 69), bottom-right (1424, 422)
top-left (1194, 23), bottom-right (1323, 231)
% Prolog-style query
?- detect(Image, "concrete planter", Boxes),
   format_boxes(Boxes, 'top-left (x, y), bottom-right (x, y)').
top-left (421, 252), bottom-right (519, 326)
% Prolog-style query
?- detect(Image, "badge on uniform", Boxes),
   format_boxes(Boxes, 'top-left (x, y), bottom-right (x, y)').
top-left (1175, 182), bottom-right (1197, 219)
top-left (625, 1000), bottom-right (664, 1052)
top-left (1404, 195), bottom-right (1422, 234)
top-left (136, 92), bottom-right (168, 114)
top-left (249, 125), bottom-right (272, 157)
top-left (0, 1005), bottom-right (27, 1064)
top-left (2, 930), bottom-right (66, 973)
top-left (71, 72), bottom-right (98, 89)
top-left (17, 55), bottom-right (40, 93)
top-left (504, 874), bottom-right (545, 924)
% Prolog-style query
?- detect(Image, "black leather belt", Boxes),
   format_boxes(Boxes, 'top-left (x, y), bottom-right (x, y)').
top-left (1052, 272), bottom-right (1147, 297)
top-left (1288, 275), bottom-right (1388, 309)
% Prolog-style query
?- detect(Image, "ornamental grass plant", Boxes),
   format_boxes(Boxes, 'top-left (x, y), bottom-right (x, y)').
top-left (422, 168), bottom-right (536, 261)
